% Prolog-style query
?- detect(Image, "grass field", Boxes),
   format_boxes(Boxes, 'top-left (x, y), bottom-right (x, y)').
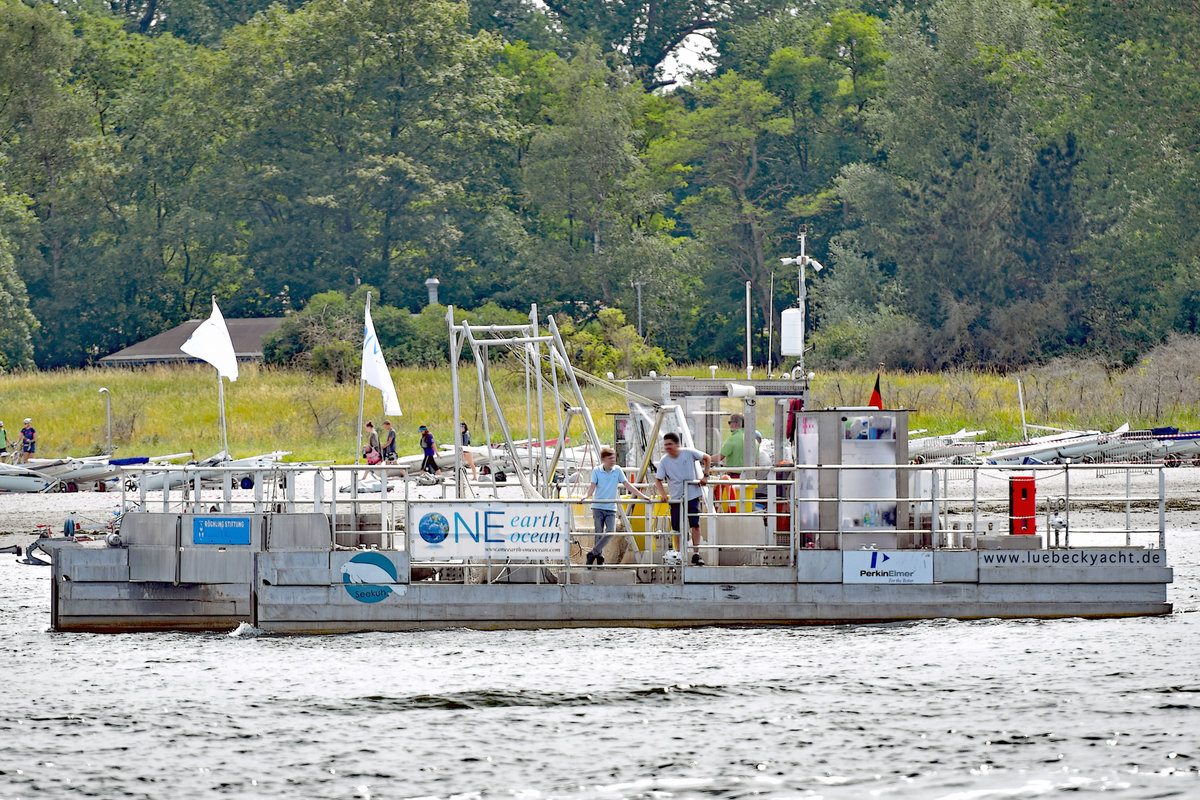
top-left (4, 341), bottom-right (1200, 461)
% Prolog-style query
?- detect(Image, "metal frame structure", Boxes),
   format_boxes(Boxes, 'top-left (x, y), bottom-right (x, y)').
top-left (446, 305), bottom-right (607, 499)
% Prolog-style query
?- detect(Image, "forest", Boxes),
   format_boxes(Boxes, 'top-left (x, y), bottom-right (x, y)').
top-left (1, 0), bottom-right (1197, 374)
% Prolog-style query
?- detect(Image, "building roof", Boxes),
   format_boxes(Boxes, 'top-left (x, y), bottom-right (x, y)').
top-left (99, 318), bottom-right (285, 367)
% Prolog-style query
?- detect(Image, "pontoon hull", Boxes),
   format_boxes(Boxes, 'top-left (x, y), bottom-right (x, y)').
top-left (51, 530), bottom-right (1172, 634)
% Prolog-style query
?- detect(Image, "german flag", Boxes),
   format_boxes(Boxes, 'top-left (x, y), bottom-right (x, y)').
top-left (869, 366), bottom-right (883, 410)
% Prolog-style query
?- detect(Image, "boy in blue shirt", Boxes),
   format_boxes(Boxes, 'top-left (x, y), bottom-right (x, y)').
top-left (581, 447), bottom-right (649, 566)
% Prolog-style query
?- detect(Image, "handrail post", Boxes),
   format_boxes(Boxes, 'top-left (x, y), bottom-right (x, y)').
top-left (836, 466), bottom-right (843, 552)
top-left (1159, 468), bottom-right (1166, 550)
top-left (1125, 469), bottom-right (1132, 548)
top-left (790, 465), bottom-right (798, 564)
top-left (1064, 463), bottom-right (1071, 548)
top-left (971, 465), bottom-right (979, 546)
top-left (930, 467), bottom-right (939, 549)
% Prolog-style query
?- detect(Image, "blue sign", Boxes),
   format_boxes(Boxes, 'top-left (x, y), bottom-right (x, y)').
top-left (192, 517), bottom-right (252, 545)
top-left (342, 552), bottom-right (398, 603)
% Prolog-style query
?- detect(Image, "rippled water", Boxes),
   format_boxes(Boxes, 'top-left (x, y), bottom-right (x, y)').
top-left (1, 533), bottom-right (1198, 800)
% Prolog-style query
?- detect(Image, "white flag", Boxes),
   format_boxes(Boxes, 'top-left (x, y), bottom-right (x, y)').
top-left (362, 305), bottom-right (402, 417)
top-left (181, 298), bottom-right (239, 382)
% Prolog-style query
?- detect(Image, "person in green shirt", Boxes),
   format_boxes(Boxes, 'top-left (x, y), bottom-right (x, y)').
top-left (715, 413), bottom-right (746, 478)
top-left (0, 421), bottom-right (8, 462)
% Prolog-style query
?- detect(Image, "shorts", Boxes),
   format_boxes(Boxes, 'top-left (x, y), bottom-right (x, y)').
top-left (669, 497), bottom-right (702, 532)
top-left (21, 442), bottom-right (34, 454)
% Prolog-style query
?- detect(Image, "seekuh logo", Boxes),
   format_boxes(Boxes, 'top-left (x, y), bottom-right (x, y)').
top-left (342, 551), bottom-right (398, 603)
top-left (418, 512), bottom-right (450, 545)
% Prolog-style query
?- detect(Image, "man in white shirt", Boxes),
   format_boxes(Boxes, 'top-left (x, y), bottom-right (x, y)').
top-left (654, 432), bottom-right (712, 566)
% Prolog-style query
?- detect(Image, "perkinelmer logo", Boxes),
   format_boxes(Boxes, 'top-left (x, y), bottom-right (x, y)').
top-left (342, 552), bottom-right (398, 603)
top-left (860, 551), bottom-right (917, 578)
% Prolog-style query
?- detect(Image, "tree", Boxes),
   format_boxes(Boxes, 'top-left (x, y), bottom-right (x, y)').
top-left (103, 0), bottom-right (302, 44)
top-left (522, 48), bottom-right (646, 258)
top-left (537, 0), bottom-right (789, 89)
top-left (214, 0), bottom-right (517, 307)
top-left (557, 307), bottom-right (668, 376)
top-left (0, 222), bottom-right (38, 371)
top-left (1053, 0), bottom-right (1200, 361)
top-left (5, 8), bottom-right (235, 366)
top-left (835, 0), bottom-right (1067, 368)
top-left (651, 71), bottom-right (785, 359)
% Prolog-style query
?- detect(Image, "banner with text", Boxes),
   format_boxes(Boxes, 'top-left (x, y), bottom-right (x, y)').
top-left (843, 550), bottom-right (933, 584)
top-left (409, 501), bottom-right (569, 561)
top-left (979, 548), bottom-right (1166, 569)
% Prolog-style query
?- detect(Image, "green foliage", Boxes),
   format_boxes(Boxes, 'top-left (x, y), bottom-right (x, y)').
top-left (0, 233), bottom-right (37, 371)
top-left (533, 0), bottom-right (791, 89)
top-left (263, 288), bottom-right (538, 378)
top-left (0, 362), bottom-right (633, 461)
top-left (4, 0), bottom-right (1200, 376)
top-left (0, 183), bottom-right (38, 371)
top-left (213, 0), bottom-right (517, 303)
top-left (833, 0), bottom-right (1071, 369)
top-left (557, 307), bottom-right (669, 376)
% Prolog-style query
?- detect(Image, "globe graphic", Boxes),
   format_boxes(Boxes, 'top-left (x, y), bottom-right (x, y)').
top-left (418, 512), bottom-right (450, 544)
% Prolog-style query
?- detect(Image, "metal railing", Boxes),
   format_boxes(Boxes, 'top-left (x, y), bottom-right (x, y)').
top-left (114, 460), bottom-right (1169, 584)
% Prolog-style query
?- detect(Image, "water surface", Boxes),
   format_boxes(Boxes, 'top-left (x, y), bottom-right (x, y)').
top-left (1, 534), bottom-right (1197, 799)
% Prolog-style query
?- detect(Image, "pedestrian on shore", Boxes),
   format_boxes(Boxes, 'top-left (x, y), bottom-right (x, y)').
top-left (418, 425), bottom-right (440, 475)
top-left (381, 420), bottom-right (397, 464)
top-left (0, 421), bottom-right (8, 463)
top-left (360, 421), bottom-right (381, 481)
top-left (362, 422), bottom-right (381, 462)
top-left (460, 422), bottom-right (477, 480)
top-left (582, 447), bottom-right (649, 566)
top-left (19, 418), bottom-right (36, 464)
top-left (654, 431), bottom-right (711, 566)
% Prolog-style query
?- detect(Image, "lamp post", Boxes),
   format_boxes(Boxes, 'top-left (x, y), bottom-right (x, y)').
top-left (745, 280), bottom-right (752, 380)
top-left (779, 226), bottom-right (824, 376)
top-left (98, 387), bottom-right (112, 454)
top-left (632, 281), bottom-right (646, 336)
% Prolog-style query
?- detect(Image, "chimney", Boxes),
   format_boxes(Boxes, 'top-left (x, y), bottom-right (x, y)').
top-left (425, 277), bottom-right (441, 306)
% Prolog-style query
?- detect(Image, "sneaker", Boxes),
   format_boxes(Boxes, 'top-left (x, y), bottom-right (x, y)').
top-left (586, 552), bottom-right (595, 566)
top-left (595, 555), bottom-right (605, 566)
top-left (691, 553), bottom-right (704, 566)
